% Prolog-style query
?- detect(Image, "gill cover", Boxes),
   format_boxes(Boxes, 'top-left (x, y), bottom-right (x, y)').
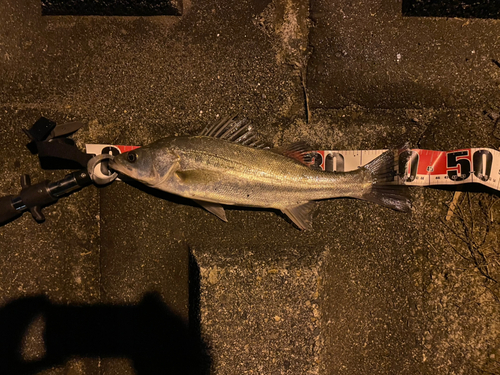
top-left (109, 140), bottom-right (180, 187)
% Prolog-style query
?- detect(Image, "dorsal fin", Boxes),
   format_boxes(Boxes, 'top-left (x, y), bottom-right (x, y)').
top-left (200, 115), bottom-right (268, 148)
top-left (273, 141), bottom-right (317, 167)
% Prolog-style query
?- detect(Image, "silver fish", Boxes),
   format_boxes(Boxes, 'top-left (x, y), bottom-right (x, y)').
top-left (109, 116), bottom-right (410, 230)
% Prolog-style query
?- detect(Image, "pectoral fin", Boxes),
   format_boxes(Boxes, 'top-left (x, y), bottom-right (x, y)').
top-left (193, 200), bottom-right (227, 222)
top-left (176, 169), bottom-right (222, 184)
top-left (281, 202), bottom-right (315, 231)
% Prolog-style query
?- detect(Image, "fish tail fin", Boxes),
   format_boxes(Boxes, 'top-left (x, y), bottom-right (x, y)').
top-left (360, 147), bottom-right (411, 212)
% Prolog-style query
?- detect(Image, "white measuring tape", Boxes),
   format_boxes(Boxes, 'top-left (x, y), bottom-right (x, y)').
top-left (86, 144), bottom-right (500, 191)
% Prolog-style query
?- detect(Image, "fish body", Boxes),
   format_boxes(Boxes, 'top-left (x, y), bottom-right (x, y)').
top-left (109, 117), bottom-right (410, 230)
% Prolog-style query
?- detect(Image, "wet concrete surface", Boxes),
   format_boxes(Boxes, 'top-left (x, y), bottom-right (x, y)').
top-left (1, 0), bottom-right (500, 374)
top-left (308, 0), bottom-right (500, 109)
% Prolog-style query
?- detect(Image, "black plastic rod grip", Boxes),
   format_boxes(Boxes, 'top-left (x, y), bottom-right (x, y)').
top-left (0, 195), bottom-right (22, 225)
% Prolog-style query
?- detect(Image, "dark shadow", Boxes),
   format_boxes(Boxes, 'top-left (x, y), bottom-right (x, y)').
top-left (402, 0), bottom-right (500, 19)
top-left (41, 0), bottom-right (182, 16)
top-left (0, 292), bottom-right (211, 375)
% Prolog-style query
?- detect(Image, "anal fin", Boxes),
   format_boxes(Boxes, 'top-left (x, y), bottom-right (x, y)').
top-left (281, 201), bottom-right (315, 230)
top-left (193, 199), bottom-right (227, 222)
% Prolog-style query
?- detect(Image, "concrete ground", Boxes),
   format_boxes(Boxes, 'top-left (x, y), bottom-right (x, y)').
top-left (0, 0), bottom-right (499, 374)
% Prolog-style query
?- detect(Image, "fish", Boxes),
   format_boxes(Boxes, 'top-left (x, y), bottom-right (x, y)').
top-left (108, 116), bottom-right (410, 230)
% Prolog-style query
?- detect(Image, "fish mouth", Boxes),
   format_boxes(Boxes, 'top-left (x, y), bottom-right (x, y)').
top-left (108, 155), bottom-right (157, 186)
top-left (108, 158), bottom-right (132, 176)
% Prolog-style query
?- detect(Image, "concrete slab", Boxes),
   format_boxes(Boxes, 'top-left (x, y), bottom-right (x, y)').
top-left (195, 246), bottom-right (322, 374)
top-left (98, 183), bottom-right (189, 312)
top-left (319, 203), bottom-right (421, 374)
top-left (100, 183), bottom-right (194, 375)
top-left (308, 0), bottom-right (500, 109)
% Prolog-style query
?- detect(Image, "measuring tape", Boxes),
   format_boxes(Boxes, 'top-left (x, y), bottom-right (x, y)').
top-left (86, 145), bottom-right (500, 191)
top-left (308, 148), bottom-right (500, 190)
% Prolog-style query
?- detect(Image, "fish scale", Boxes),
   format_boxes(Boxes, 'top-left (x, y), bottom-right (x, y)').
top-left (173, 137), bottom-right (367, 204)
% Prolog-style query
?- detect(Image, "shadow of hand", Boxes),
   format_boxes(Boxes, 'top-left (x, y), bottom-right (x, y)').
top-left (0, 293), bottom-right (210, 375)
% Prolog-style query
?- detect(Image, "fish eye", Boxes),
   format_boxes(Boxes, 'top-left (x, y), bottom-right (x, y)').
top-left (127, 152), bottom-right (138, 163)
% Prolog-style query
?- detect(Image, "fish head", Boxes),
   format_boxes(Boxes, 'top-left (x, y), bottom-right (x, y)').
top-left (109, 142), bottom-right (179, 187)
